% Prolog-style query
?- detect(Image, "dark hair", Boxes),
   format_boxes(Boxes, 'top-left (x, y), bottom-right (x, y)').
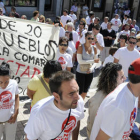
top-left (89, 11), bottom-right (94, 17)
top-left (85, 31), bottom-right (93, 37)
top-left (33, 10), bottom-right (39, 17)
top-left (56, 16), bottom-right (60, 20)
top-left (66, 19), bottom-right (71, 24)
top-left (120, 34), bottom-right (128, 42)
top-left (0, 62), bottom-right (10, 76)
top-left (128, 65), bottom-right (140, 84)
top-left (128, 36), bottom-right (137, 42)
top-left (65, 31), bottom-right (73, 41)
top-left (109, 47), bottom-right (118, 55)
top-left (49, 71), bottom-right (74, 99)
top-left (108, 22), bottom-right (113, 26)
top-left (43, 60), bottom-right (62, 79)
top-left (54, 19), bottom-right (61, 27)
top-left (63, 9), bottom-right (68, 13)
top-left (92, 24), bottom-right (101, 30)
top-left (11, 6), bottom-right (16, 11)
top-left (95, 17), bottom-right (100, 21)
top-left (80, 21), bottom-right (85, 28)
top-left (97, 63), bottom-right (122, 94)
top-left (59, 37), bottom-right (69, 46)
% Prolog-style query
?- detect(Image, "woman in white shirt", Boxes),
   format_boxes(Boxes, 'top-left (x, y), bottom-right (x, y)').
top-left (56, 37), bottom-right (73, 71)
top-left (0, 62), bottom-right (19, 140)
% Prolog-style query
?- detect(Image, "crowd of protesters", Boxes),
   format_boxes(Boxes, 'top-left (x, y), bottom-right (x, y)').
top-left (0, 1), bottom-right (140, 140)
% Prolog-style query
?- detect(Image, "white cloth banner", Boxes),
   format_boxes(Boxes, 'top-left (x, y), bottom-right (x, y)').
top-left (0, 16), bottom-right (59, 96)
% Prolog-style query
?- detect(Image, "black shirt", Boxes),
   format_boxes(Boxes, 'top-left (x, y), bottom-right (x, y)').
top-left (102, 29), bottom-right (116, 47)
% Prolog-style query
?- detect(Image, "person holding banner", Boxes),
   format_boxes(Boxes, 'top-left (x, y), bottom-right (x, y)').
top-left (0, 62), bottom-right (19, 140)
top-left (56, 37), bottom-right (73, 71)
top-left (27, 60), bottom-right (62, 108)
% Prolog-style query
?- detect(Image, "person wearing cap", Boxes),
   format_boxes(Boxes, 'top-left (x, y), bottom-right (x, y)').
top-left (90, 57), bottom-right (140, 140)
top-left (25, 71), bottom-right (84, 140)
top-left (61, 9), bottom-right (73, 27)
top-left (88, 17), bottom-right (100, 31)
top-left (69, 10), bottom-right (77, 25)
top-left (132, 19), bottom-right (140, 34)
top-left (101, 22), bottom-right (116, 62)
top-left (110, 14), bottom-right (122, 33)
top-left (114, 36), bottom-right (140, 81)
top-left (115, 34), bottom-right (127, 48)
top-left (27, 60), bottom-right (62, 108)
top-left (135, 33), bottom-right (140, 52)
top-left (86, 11), bottom-right (95, 26)
top-left (130, 28), bottom-right (136, 36)
top-left (92, 24), bottom-right (105, 56)
top-left (122, 18), bottom-right (134, 31)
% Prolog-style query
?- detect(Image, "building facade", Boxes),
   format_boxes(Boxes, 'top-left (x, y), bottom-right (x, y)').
top-left (4, 0), bottom-right (140, 21)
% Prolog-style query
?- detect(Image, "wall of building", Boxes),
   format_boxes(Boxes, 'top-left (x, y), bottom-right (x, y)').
top-left (133, 0), bottom-right (139, 19)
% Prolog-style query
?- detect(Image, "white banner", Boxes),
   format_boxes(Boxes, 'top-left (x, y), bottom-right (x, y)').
top-left (0, 16), bottom-right (59, 96)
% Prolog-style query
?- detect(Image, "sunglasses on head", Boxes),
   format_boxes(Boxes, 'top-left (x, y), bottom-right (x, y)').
top-left (88, 37), bottom-right (94, 40)
top-left (120, 37), bottom-right (125, 39)
top-left (129, 41), bottom-right (136, 45)
top-left (60, 44), bottom-right (68, 47)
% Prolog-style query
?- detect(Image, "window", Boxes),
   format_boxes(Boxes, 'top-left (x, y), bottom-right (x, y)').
top-left (94, 0), bottom-right (102, 8)
top-left (3, 0), bottom-right (37, 7)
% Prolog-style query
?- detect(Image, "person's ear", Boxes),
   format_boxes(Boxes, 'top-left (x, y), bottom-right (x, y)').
top-left (53, 92), bottom-right (60, 102)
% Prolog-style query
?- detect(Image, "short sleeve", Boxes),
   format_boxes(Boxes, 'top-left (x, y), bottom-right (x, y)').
top-left (67, 55), bottom-right (73, 68)
top-left (24, 112), bottom-right (44, 139)
top-left (28, 76), bottom-right (39, 91)
top-left (98, 34), bottom-right (105, 48)
top-left (15, 81), bottom-right (19, 95)
top-left (114, 49), bottom-right (121, 61)
top-left (100, 105), bottom-right (125, 137)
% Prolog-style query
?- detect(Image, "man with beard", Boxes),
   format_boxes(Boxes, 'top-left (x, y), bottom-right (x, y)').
top-left (25, 71), bottom-right (84, 140)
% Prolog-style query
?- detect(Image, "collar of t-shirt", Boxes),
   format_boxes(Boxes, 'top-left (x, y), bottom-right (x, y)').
top-left (107, 29), bottom-right (112, 33)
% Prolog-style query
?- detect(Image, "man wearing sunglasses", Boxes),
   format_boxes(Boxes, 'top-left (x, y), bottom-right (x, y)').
top-left (114, 36), bottom-right (140, 81)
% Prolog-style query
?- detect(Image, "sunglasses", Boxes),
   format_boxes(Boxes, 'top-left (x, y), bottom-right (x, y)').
top-left (129, 41), bottom-right (136, 45)
top-left (88, 37), bottom-right (94, 40)
top-left (80, 23), bottom-right (84, 25)
top-left (60, 44), bottom-right (68, 47)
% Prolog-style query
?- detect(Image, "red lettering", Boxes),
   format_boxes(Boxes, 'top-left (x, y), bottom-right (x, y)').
top-left (20, 66), bottom-right (30, 77)
top-left (15, 62), bottom-right (25, 75)
top-left (31, 67), bottom-right (41, 78)
top-left (7, 60), bottom-right (14, 63)
top-left (0, 58), bottom-right (4, 61)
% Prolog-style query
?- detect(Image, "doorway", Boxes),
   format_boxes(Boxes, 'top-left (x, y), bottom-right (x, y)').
top-left (45, 0), bottom-right (52, 11)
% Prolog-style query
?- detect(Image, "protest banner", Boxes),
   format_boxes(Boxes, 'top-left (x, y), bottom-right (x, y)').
top-left (0, 16), bottom-right (60, 96)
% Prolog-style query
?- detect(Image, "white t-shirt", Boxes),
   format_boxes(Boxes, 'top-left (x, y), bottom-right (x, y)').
top-left (72, 30), bottom-right (79, 45)
top-left (135, 46), bottom-right (140, 53)
top-left (78, 29), bottom-right (87, 44)
top-left (90, 83), bottom-right (138, 140)
top-left (69, 14), bottom-right (77, 22)
top-left (103, 55), bottom-right (114, 66)
top-left (0, 2), bottom-right (5, 14)
top-left (59, 27), bottom-right (65, 38)
top-left (95, 33), bottom-right (105, 55)
top-left (0, 79), bottom-right (19, 122)
top-left (111, 18), bottom-right (122, 32)
top-left (61, 15), bottom-right (73, 27)
top-left (118, 30), bottom-right (130, 38)
top-left (56, 50), bottom-right (73, 70)
top-left (123, 19), bottom-right (128, 25)
top-left (68, 41), bottom-right (76, 54)
top-left (66, 47), bottom-right (73, 57)
top-left (101, 22), bottom-right (108, 30)
top-left (114, 47), bottom-right (140, 77)
top-left (86, 17), bottom-right (95, 25)
top-left (24, 96), bottom-right (84, 140)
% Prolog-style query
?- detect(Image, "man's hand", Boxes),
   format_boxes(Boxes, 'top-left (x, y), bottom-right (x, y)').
top-left (8, 113), bottom-right (18, 124)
